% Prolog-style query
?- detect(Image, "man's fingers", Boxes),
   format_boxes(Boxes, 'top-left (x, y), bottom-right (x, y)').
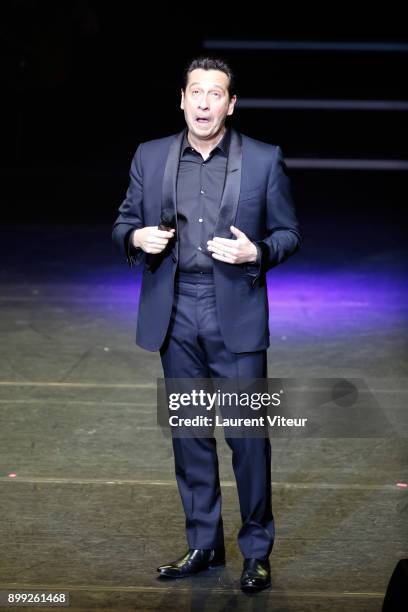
top-left (211, 252), bottom-right (235, 263)
top-left (230, 225), bottom-right (245, 238)
top-left (208, 242), bottom-right (238, 255)
top-left (140, 226), bottom-right (175, 253)
top-left (210, 237), bottom-right (236, 246)
top-left (153, 228), bottom-right (175, 238)
top-left (146, 245), bottom-right (166, 253)
top-left (208, 245), bottom-right (239, 264)
top-left (147, 237), bottom-right (169, 246)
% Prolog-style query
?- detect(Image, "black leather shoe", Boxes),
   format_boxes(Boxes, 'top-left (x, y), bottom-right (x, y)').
top-left (157, 548), bottom-right (225, 578)
top-left (240, 558), bottom-right (271, 592)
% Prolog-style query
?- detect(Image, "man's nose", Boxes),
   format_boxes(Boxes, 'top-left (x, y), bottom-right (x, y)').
top-left (198, 96), bottom-right (209, 110)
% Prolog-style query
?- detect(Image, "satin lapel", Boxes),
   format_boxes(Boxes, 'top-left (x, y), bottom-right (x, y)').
top-left (161, 129), bottom-right (185, 260)
top-left (213, 128), bottom-right (243, 238)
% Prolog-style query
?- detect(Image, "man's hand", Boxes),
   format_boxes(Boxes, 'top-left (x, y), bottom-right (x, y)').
top-left (207, 226), bottom-right (258, 264)
top-left (132, 226), bottom-right (175, 254)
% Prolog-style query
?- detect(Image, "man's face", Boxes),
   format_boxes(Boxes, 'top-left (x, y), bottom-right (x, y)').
top-left (181, 68), bottom-right (236, 140)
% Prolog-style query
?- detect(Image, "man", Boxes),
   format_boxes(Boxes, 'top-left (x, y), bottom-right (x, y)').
top-left (112, 57), bottom-right (301, 592)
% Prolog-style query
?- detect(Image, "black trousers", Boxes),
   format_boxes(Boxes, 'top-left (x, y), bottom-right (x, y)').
top-left (159, 271), bottom-right (274, 560)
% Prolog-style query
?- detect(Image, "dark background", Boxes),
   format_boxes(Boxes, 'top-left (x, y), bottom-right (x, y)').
top-left (0, 0), bottom-right (406, 253)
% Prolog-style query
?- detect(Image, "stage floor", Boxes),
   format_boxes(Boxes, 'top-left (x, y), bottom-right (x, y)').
top-left (0, 224), bottom-right (407, 611)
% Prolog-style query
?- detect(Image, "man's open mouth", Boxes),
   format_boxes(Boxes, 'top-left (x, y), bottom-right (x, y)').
top-left (196, 117), bottom-right (210, 124)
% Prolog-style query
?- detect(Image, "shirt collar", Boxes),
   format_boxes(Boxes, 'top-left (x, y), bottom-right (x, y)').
top-left (181, 127), bottom-right (230, 158)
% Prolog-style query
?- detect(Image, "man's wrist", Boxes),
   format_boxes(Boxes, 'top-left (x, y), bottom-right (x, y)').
top-left (125, 228), bottom-right (142, 256)
top-left (248, 242), bottom-right (259, 264)
top-left (246, 242), bottom-right (262, 267)
top-left (131, 228), bottom-right (141, 250)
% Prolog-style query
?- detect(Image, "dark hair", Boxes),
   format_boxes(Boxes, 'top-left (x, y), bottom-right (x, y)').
top-left (181, 56), bottom-right (236, 98)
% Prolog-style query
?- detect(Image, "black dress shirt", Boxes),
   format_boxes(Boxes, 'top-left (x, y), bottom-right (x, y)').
top-left (127, 127), bottom-right (260, 272)
top-left (177, 128), bottom-right (230, 273)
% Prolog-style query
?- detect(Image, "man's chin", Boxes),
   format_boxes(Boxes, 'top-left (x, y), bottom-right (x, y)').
top-left (189, 124), bottom-right (221, 140)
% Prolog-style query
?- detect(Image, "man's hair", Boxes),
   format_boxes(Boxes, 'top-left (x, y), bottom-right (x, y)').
top-left (181, 57), bottom-right (236, 98)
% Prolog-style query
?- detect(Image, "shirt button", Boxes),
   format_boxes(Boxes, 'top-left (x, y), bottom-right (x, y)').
top-left (198, 218), bottom-right (203, 222)
top-left (198, 246), bottom-right (202, 251)
top-left (200, 189), bottom-right (204, 194)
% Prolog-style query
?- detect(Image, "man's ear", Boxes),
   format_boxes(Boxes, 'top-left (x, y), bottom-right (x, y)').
top-left (180, 89), bottom-right (184, 110)
top-left (227, 95), bottom-right (237, 116)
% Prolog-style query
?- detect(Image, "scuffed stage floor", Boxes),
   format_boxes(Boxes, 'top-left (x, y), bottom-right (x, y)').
top-left (0, 224), bottom-right (406, 611)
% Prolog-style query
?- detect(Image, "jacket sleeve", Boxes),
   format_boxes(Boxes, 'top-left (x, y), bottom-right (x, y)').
top-left (112, 144), bottom-right (146, 268)
top-left (255, 146), bottom-right (301, 277)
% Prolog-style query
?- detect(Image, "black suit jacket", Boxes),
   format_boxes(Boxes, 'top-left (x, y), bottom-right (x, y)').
top-left (112, 128), bottom-right (301, 352)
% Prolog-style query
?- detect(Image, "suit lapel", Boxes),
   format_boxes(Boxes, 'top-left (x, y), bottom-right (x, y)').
top-left (161, 129), bottom-right (185, 261)
top-left (214, 128), bottom-right (243, 238)
top-left (161, 127), bottom-right (243, 263)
